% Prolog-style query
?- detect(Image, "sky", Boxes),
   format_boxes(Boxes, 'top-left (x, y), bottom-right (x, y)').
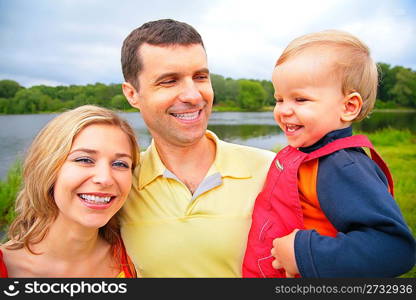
top-left (1, 0), bottom-right (415, 87)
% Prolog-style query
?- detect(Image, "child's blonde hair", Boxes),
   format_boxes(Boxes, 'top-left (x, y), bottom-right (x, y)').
top-left (276, 29), bottom-right (378, 121)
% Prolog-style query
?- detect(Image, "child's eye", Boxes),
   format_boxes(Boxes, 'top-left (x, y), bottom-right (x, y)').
top-left (275, 98), bottom-right (283, 103)
top-left (295, 97), bottom-right (309, 102)
top-left (74, 157), bottom-right (94, 164)
top-left (113, 160), bottom-right (130, 169)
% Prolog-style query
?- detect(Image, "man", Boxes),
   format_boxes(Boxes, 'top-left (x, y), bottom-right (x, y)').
top-left (120, 19), bottom-right (274, 277)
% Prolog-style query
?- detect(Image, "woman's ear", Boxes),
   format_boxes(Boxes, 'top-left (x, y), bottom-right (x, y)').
top-left (341, 92), bottom-right (363, 122)
top-left (122, 82), bottom-right (140, 109)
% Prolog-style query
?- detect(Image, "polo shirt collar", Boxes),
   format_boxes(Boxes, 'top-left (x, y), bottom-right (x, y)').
top-left (138, 140), bottom-right (166, 190)
top-left (206, 130), bottom-right (251, 178)
top-left (138, 130), bottom-right (251, 190)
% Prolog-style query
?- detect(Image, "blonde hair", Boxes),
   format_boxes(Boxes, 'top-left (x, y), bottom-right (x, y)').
top-left (276, 29), bottom-right (378, 121)
top-left (6, 105), bottom-right (139, 253)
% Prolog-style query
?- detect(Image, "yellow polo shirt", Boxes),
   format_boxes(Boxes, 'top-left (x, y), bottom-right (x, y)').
top-left (120, 131), bottom-right (275, 277)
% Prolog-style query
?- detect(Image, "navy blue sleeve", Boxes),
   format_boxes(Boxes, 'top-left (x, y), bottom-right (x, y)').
top-left (295, 148), bottom-right (416, 277)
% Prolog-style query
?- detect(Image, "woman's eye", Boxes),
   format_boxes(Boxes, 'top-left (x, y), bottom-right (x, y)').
top-left (74, 157), bottom-right (94, 164)
top-left (113, 161), bottom-right (130, 169)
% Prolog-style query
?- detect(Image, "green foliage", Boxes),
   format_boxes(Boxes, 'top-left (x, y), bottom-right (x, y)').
top-left (1, 62), bottom-right (416, 114)
top-left (377, 63), bottom-right (416, 108)
top-left (0, 161), bottom-right (22, 229)
top-left (358, 127), bottom-right (414, 146)
top-left (364, 129), bottom-right (416, 278)
top-left (0, 79), bottom-right (23, 98)
top-left (211, 74), bottom-right (227, 104)
top-left (390, 68), bottom-right (416, 107)
top-left (237, 80), bottom-right (267, 110)
top-left (111, 94), bottom-right (129, 110)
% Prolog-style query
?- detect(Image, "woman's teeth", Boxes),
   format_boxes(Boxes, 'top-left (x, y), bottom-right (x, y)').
top-left (171, 111), bottom-right (199, 120)
top-left (79, 194), bottom-right (112, 203)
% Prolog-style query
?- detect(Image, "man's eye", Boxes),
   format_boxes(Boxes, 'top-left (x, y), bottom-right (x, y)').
top-left (113, 160), bottom-right (130, 169)
top-left (160, 79), bottom-right (176, 85)
top-left (195, 74), bottom-right (208, 80)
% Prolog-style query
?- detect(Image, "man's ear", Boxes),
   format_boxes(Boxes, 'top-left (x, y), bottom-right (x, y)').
top-left (341, 92), bottom-right (363, 122)
top-left (122, 82), bottom-right (140, 109)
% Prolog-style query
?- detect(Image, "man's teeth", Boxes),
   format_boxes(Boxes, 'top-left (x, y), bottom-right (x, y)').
top-left (171, 111), bottom-right (199, 120)
top-left (79, 194), bottom-right (112, 203)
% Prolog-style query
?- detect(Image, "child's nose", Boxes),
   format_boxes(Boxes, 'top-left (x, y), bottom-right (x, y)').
top-left (277, 102), bottom-right (293, 116)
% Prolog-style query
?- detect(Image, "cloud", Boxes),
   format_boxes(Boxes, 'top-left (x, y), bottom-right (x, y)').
top-left (0, 0), bottom-right (415, 87)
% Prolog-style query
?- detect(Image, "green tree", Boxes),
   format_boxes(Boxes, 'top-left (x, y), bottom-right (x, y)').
top-left (224, 78), bottom-right (240, 106)
top-left (390, 67), bottom-right (416, 107)
top-left (260, 80), bottom-right (275, 106)
top-left (13, 88), bottom-right (54, 113)
top-left (378, 63), bottom-right (397, 103)
top-left (237, 80), bottom-right (266, 110)
top-left (0, 80), bottom-right (23, 98)
top-left (111, 94), bottom-right (129, 110)
top-left (211, 74), bottom-right (227, 104)
top-left (0, 97), bottom-right (9, 113)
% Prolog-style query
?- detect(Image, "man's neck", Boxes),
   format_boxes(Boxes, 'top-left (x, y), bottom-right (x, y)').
top-left (153, 134), bottom-right (216, 193)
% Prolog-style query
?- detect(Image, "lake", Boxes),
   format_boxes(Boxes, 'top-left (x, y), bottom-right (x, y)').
top-left (0, 110), bottom-right (415, 179)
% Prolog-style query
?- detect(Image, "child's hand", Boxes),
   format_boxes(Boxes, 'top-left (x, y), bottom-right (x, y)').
top-left (271, 229), bottom-right (300, 278)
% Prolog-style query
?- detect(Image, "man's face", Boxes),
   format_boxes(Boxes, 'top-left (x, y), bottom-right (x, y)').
top-left (128, 43), bottom-right (214, 147)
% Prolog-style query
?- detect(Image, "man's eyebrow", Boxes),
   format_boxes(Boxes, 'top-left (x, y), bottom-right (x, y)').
top-left (154, 68), bottom-right (210, 83)
top-left (196, 68), bottom-right (210, 74)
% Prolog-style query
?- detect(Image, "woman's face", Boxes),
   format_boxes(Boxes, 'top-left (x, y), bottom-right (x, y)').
top-left (53, 124), bottom-right (133, 230)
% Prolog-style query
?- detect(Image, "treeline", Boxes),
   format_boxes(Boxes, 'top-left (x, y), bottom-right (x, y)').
top-left (0, 63), bottom-right (415, 114)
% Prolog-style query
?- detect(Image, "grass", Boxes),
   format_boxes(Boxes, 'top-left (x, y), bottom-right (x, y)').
top-left (363, 129), bottom-right (416, 278)
top-left (0, 161), bottom-right (21, 231)
top-left (0, 128), bottom-right (414, 277)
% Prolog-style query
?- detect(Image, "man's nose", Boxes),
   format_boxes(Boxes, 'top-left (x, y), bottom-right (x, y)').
top-left (178, 80), bottom-right (203, 104)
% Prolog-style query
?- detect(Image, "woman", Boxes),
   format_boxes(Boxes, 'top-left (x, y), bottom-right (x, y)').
top-left (0, 105), bottom-right (139, 277)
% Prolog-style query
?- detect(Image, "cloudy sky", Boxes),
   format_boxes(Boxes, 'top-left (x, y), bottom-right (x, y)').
top-left (1, 0), bottom-right (415, 87)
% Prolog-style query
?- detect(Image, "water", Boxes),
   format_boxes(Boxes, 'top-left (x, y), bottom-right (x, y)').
top-left (0, 111), bottom-right (415, 179)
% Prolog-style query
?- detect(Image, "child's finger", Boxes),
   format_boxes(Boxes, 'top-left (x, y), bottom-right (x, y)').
top-left (285, 271), bottom-right (296, 278)
top-left (272, 257), bottom-right (282, 269)
top-left (271, 246), bottom-right (276, 257)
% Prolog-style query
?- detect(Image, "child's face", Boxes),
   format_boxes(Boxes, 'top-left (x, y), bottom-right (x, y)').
top-left (272, 49), bottom-right (349, 148)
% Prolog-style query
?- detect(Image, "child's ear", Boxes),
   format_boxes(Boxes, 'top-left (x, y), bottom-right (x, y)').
top-left (341, 92), bottom-right (363, 122)
top-left (122, 82), bottom-right (141, 109)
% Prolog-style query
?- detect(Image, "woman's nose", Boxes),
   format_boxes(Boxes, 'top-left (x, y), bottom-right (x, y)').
top-left (91, 164), bottom-right (114, 187)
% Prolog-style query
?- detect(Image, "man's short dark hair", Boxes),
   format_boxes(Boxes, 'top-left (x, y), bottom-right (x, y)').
top-left (121, 19), bottom-right (205, 89)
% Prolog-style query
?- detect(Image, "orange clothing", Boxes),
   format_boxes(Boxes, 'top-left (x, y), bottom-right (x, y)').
top-left (298, 160), bottom-right (337, 237)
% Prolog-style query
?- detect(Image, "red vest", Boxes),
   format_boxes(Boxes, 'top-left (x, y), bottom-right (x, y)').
top-left (242, 135), bottom-right (393, 278)
top-left (0, 249), bottom-right (8, 278)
